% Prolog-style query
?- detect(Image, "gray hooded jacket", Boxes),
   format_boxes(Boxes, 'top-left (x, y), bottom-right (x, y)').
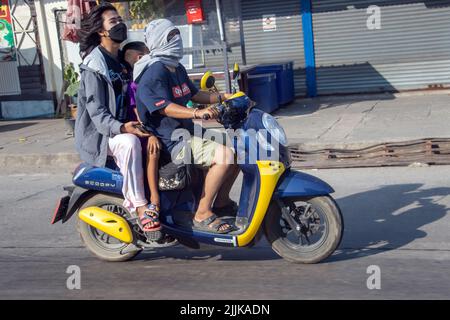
top-left (133, 19), bottom-right (183, 82)
top-left (74, 46), bottom-right (124, 167)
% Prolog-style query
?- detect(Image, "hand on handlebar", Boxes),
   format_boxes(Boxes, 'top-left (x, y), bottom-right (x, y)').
top-left (223, 93), bottom-right (234, 100)
top-left (197, 106), bottom-right (219, 120)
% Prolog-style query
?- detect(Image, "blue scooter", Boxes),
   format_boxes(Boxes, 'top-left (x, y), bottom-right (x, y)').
top-left (51, 68), bottom-right (343, 263)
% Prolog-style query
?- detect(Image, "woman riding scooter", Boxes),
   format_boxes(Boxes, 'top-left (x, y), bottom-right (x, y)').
top-left (75, 3), bottom-right (161, 232)
top-left (134, 19), bottom-right (239, 234)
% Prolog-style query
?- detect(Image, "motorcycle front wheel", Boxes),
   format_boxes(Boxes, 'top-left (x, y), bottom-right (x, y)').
top-left (77, 193), bottom-right (141, 262)
top-left (264, 196), bottom-right (343, 264)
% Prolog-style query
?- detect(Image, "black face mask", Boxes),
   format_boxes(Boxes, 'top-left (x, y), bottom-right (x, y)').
top-left (108, 23), bottom-right (128, 43)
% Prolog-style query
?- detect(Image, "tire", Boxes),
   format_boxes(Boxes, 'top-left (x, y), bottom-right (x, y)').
top-left (264, 196), bottom-right (343, 264)
top-left (77, 193), bottom-right (141, 262)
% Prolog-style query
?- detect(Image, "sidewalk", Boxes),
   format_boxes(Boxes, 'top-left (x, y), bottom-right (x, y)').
top-left (1, 91), bottom-right (450, 172)
top-left (0, 119), bottom-right (78, 172)
top-left (274, 90), bottom-right (450, 150)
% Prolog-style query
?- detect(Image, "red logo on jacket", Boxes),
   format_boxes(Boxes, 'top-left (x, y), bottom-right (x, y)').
top-left (155, 100), bottom-right (166, 107)
top-left (172, 83), bottom-right (191, 98)
top-left (181, 83), bottom-right (191, 95)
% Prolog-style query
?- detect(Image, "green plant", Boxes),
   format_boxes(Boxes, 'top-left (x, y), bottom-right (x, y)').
top-left (64, 63), bottom-right (80, 97)
top-left (129, 0), bottom-right (164, 21)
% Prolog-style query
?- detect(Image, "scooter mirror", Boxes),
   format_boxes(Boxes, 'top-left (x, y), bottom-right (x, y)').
top-left (200, 71), bottom-right (216, 90)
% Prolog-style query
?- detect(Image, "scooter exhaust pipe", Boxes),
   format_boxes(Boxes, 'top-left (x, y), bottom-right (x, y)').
top-left (78, 206), bottom-right (133, 244)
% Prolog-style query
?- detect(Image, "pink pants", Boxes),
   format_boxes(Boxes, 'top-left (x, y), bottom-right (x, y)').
top-left (108, 133), bottom-right (148, 212)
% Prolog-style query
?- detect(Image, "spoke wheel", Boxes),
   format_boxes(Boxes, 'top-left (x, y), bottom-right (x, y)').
top-left (280, 200), bottom-right (328, 253)
top-left (264, 196), bottom-right (343, 264)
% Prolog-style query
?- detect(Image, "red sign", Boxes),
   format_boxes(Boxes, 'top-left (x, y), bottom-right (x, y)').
top-left (0, 0), bottom-right (11, 23)
top-left (185, 0), bottom-right (204, 24)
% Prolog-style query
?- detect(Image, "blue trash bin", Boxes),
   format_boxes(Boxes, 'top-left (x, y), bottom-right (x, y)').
top-left (247, 73), bottom-right (278, 113)
top-left (249, 62), bottom-right (295, 105)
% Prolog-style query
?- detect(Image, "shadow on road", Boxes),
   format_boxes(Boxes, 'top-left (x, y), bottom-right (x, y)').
top-left (135, 244), bottom-right (280, 262)
top-left (0, 122), bottom-right (38, 133)
top-left (131, 183), bottom-right (449, 264)
top-left (329, 183), bottom-right (450, 262)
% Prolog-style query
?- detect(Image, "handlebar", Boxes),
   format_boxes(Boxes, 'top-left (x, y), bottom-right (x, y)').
top-left (201, 104), bottom-right (224, 121)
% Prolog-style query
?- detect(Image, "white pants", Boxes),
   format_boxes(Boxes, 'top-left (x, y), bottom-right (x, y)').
top-left (108, 133), bottom-right (147, 212)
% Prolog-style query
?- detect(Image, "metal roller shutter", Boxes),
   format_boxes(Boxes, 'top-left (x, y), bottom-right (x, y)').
top-left (241, 0), bottom-right (306, 96)
top-left (0, 62), bottom-right (21, 96)
top-left (312, 0), bottom-right (450, 94)
top-left (201, 0), bottom-right (243, 68)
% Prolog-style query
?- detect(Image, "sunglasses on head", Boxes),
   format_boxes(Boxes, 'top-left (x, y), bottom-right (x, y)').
top-left (167, 28), bottom-right (180, 42)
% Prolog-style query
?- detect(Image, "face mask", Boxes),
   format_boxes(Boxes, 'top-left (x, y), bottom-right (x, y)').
top-left (168, 34), bottom-right (183, 60)
top-left (108, 23), bottom-right (128, 43)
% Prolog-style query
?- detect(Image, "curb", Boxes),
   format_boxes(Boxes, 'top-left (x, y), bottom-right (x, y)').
top-left (0, 137), bottom-right (444, 173)
top-left (0, 153), bottom-right (81, 172)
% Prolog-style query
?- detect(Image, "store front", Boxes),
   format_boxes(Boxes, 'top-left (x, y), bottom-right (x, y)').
top-left (241, 0), bottom-right (307, 97)
top-left (0, 0), bottom-right (58, 119)
top-left (7, 0), bottom-right (449, 119)
top-left (311, 0), bottom-right (450, 95)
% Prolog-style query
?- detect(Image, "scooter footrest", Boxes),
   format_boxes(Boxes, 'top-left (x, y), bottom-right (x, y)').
top-left (145, 230), bottom-right (163, 242)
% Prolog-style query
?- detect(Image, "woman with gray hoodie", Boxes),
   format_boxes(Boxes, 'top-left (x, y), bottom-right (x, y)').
top-left (75, 3), bottom-right (162, 233)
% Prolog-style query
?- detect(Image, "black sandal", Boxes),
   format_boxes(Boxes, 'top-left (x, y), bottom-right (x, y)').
top-left (192, 214), bottom-right (233, 234)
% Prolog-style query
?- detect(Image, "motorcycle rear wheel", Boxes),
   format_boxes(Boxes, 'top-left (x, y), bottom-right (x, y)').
top-left (77, 193), bottom-right (141, 262)
top-left (264, 196), bottom-right (343, 264)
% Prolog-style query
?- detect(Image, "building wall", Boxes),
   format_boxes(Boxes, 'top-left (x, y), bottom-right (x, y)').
top-left (0, 0), bottom-right (32, 96)
top-left (1, 0), bottom-right (66, 99)
top-left (35, 0), bottom-right (67, 98)
top-left (241, 0), bottom-right (307, 96)
top-left (10, 0), bottom-right (38, 66)
top-left (9, 0), bottom-right (450, 102)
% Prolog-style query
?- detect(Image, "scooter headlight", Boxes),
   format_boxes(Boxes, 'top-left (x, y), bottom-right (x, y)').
top-left (261, 113), bottom-right (288, 147)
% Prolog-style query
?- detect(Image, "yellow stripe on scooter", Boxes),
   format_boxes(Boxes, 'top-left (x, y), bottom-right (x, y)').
top-left (236, 161), bottom-right (285, 247)
top-left (78, 206), bottom-right (133, 244)
top-left (227, 91), bottom-right (246, 100)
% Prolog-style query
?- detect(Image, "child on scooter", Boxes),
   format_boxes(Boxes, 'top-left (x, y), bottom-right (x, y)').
top-left (120, 41), bottom-right (162, 230)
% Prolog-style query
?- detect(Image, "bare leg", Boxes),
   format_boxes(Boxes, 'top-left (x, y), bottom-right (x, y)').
top-left (194, 145), bottom-right (234, 231)
top-left (147, 148), bottom-right (160, 208)
top-left (195, 163), bottom-right (228, 217)
top-left (214, 163), bottom-right (240, 208)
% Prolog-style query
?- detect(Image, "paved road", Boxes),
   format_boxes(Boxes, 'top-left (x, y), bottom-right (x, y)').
top-left (0, 166), bottom-right (449, 299)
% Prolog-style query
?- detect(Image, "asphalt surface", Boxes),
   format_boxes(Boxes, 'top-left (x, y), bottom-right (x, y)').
top-left (0, 166), bottom-right (449, 299)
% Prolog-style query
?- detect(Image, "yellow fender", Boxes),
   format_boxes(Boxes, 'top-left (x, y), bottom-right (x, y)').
top-left (236, 161), bottom-right (285, 247)
top-left (78, 206), bottom-right (133, 244)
